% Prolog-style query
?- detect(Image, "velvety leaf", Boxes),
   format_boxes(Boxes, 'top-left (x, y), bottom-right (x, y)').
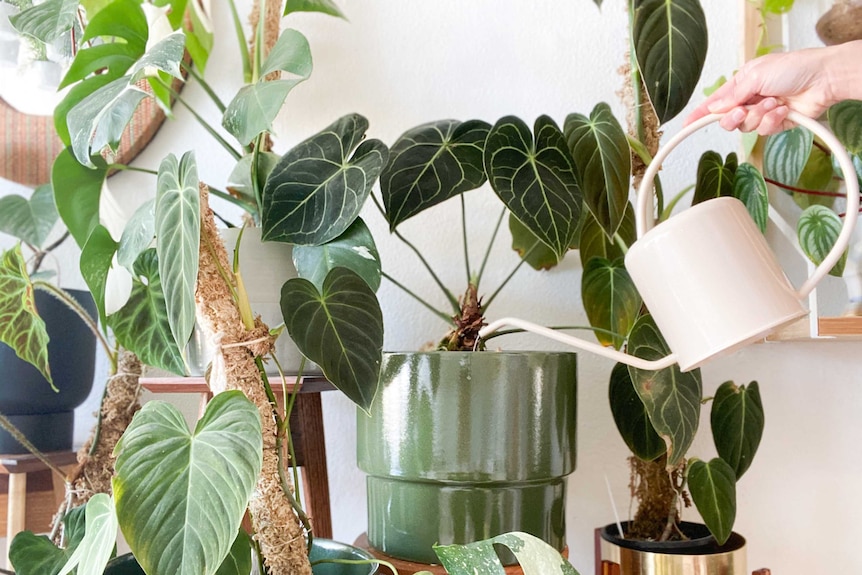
top-left (693, 151), bottom-right (737, 206)
top-left (581, 257), bottom-right (641, 349)
top-left (509, 213), bottom-right (559, 270)
top-left (0, 185), bottom-right (59, 248)
top-left (262, 114), bottom-right (389, 245)
top-left (711, 380), bottom-right (764, 480)
top-left (0, 246), bottom-right (51, 385)
top-left (564, 102), bottom-right (630, 238)
top-left (578, 202), bottom-right (636, 268)
top-left (80, 225), bottom-right (118, 328)
top-left (381, 119), bottom-right (490, 228)
top-left (281, 268), bottom-right (383, 412)
top-left (226, 152), bottom-right (280, 203)
top-left (118, 199), bottom-right (156, 270)
top-left (633, 0), bottom-right (708, 123)
top-left (214, 530), bottom-right (253, 575)
top-left (9, 532), bottom-right (67, 575)
top-left (113, 392), bottom-right (263, 575)
top-left (292, 218), bottom-right (381, 292)
top-left (156, 152), bottom-right (200, 353)
top-left (284, 0), bottom-right (346, 18)
top-left (687, 457), bottom-right (736, 545)
top-left (609, 362), bottom-right (665, 461)
top-left (485, 115), bottom-right (582, 259)
top-left (627, 314), bottom-right (701, 467)
top-left (764, 126), bottom-right (813, 188)
top-left (57, 493), bottom-right (118, 575)
top-left (52, 148), bottom-right (108, 248)
top-left (9, 0), bottom-right (78, 43)
top-left (828, 100), bottom-right (862, 155)
top-left (733, 163), bottom-right (769, 233)
top-left (108, 249), bottom-right (186, 375)
top-left (797, 204), bottom-right (845, 277)
top-left (434, 532), bottom-right (579, 575)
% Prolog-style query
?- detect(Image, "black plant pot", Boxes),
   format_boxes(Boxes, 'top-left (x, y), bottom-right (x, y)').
top-left (0, 288), bottom-right (97, 454)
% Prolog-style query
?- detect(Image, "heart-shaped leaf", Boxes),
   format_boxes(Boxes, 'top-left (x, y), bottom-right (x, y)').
top-left (633, 0), bottom-right (708, 123)
top-left (687, 457), bottom-right (736, 545)
top-left (578, 202), bottom-right (636, 268)
top-left (9, 532), bottom-right (68, 575)
top-left (381, 119), bottom-right (490, 229)
top-left (764, 126), bottom-right (813, 188)
top-left (711, 380), bottom-right (764, 480)
top-left (692, 151), bottom-right (737, 206)
top-left (262, 114), bottom-right (389, 245)
top-left (0, 185), bottom-right (59, 248)
top-left (57, 494), bottom-right (118, 575)
top-left (113, 391), bottom-right (263, 575)
top-left (108, 249), bottom-right (186, 375)
top-left (828, 100), bottom-right (862, 154)
top-left (485, 115), bottom-right (583, 259)
top-left (80, 225), bottom-right (118, 329)
top-left (564, 102), bottom-right (630, 238)
top-left (582, 257), bottom-right (641, 350)
top-left (9, 0), bottom-right (78, 43)
top-left (118, 198), bottom-right (156, 270)
top-left (222, 29), bottom-right (312, 145)
top-left (284, 0), bottom-right (346, 18)
top-left (293, 218), bottom-right (381, 292)
top-left (609, 362), bottom-right (665, 462)
top-left (156, 152), bottom-right (201, 353)
top-left (281, 267), bottom-right (383, 412)
top-left (433, 532), bottom-right (579, 575)
top-left (52, 148), bottom-right (108, 248)
top-left (627, 314), bottom-right (701, 467)
top-left (733, 163), bottom-right (769, 233)
top-left (797, 204), bottom-right (845, 277)
top-left (509, 213), bottom-right (561, 271)
top-left (0, 246), bottom-right (51, 385)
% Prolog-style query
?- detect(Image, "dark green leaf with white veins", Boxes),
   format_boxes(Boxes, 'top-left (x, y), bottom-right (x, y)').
top-left (156, 152), bottom-right (200, 353)
top-left (0, 185), bottom-right (59, 248)
top-left (627, 314), bottom-right (701, 467)
top-left (509, 213), bottom-right (560, 271)
top-left (687, 457), bottom-right (736, 545)
top-left (764, 126), bottom-right (813, 188)
top-left (711, 380), bottom-right (764, 480)
top-left (485, 115), bottom-right (583, 259)
top-left (828, 99), bottom-right (862, 154)
top-left (692, 151), bottom-right (737, 206)
top-left (582, 257), bottom-right (641, 350)
top-left (293, 218), bottom-right (381, 292)
top-left (564, 102), bottom-right (630, 238)
top-left (113, 391), bottom-right (262, 575)
top-left (609, 362), bottom-right (665, 462)
top-left (108, 249), bottom-right (186, 375)
top-left (281, 267), bottom-right (383, 412)
top-left (262, 114), bottom-right (389, 245)
top-left (381, 119), bottom-right (490, 229)
top-left (434, 531), bottom-right (579, 575)
top-left (797, 204), bottom-right (846, 277)
top-left (0, 246), bottom-right (51, 385)
top-left (633, 0), bottom-right (708, 123)
top-left (578, 202), bottom-right (636, 268)
top-left (733, 163), bottom-right (768, 233)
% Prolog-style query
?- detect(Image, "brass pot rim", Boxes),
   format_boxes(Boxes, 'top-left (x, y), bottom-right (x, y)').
top-left (600, 521), bottom-right (746, 556)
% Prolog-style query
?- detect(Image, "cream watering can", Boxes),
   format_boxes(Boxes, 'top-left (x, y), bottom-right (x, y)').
top-left (479, 110), bottom-right (860, 372)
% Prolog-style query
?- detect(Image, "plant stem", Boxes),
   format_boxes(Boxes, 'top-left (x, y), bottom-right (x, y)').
top-left (460, 194), bottom-right (471, 284)
top-left (30, 231), bottom-right (71, 275)
top-left (252, 0), bottom-right (266, 83)
top-left (476, 206), bottom-right (507, 288)
top-left (226, 0), bottom-right (253, 83)
top-left (482, 324), bottom-right (625, 342)
top-left (161, 82), bottom-right (242, 160)
top-left (0, 411), bottom-right (68, 481)
top-left (765, 177), bottom-right (848, 198)
top-left (207, 185), bottom-right (258, 215)
top-left (661, 184), bottom-right (695, 221)
top-left (483, 240), bottom-right (542, 311)
top-left (106, 163), bottom-right (158, 176)
top-left (381, 271), bottom-right (455, 325)
top-left (182, 62), bottom-right (227, 113)
top-left (251, 133), bottom-right (265, 213)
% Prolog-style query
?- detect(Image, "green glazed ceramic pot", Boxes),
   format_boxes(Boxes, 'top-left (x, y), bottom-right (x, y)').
top-left (357, 351), bottom-right (577, 564)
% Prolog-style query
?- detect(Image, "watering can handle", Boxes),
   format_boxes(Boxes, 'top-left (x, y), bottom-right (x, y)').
top-left (635, 110), bottom-right (860, 299)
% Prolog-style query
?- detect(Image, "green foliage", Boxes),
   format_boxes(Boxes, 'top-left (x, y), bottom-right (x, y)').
top-left (293, 218), bottom-right (382, 292)
top-left (51, 148), bottom-right (108, 248)
top-left (608, 362), bottom-right (665, 461)
top-left (79, 224), bottom-right (118, 327)
top-left (764, 126), bottom-right (813, 188)
top-left (284, 0), bottom-right (347, 18)
top-left (214, 531), bottom-right (254, 575)
top-left (578, 204), bottom-right (635, 269)
top-left (581, 257), bottom-right (641, 350)
top-left (113, 392), bottom-right (263, 575)
top-left (797, 204), bottom-right (846, 277)
top-left (0, 185), bottom-right (59, 248)
top-left (692, 151), bottom-right (736, 206)
top-left (687, 458), bottom-right (736, 545)
top-left (711, 381), bottom-right (764, 480)
top-left (9, 0), bottom-right (78, 43)
top-left (829, 100), bottom-right (862, 154)
top-left (433, 531), bottom-right (579, 575)
top-left (509, 214), bottom-right (562, 270)
top-left (117, 199), bottom-right (156, 270)
top-left (763, 0), bottom-right (795, 15)
top-left (56, 494), bottom-right (118, 575)
top-left (733, 163), bottom-right (769, 233)
top-left (10, 502), bottom-right (89, 575)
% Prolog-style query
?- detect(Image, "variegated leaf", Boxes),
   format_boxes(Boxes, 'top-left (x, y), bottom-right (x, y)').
top-left (797, 204), bottom-right (845, 276)
top-left (764, 126), bottom-right (813, 188)
top-left (9, 0), bottom-right (78, 43)
top-left (581, 257), bottom-right (641, 350)
top-left (292, 218), bottom-right (382, 292)
top-left (733, 163), bottom-right (769, 233)
top-left (434, 532), bottom-right (579, 575)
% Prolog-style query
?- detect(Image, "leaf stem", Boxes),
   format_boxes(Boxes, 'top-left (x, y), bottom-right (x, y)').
top-left (160, 81), bottom-right (242, 160)
top-left (106, 163), bottom-right (158, 175)
top-left (483, 240), bottom-right (542, 311)
top-left (381, 271), bottom-right (455, 326)
top-left (226, 0), bottom-right (252, 83)
top-left (0, 410), bottom-right (69, 481)
top-left (764, 177), bottom-right (848, 198)
top-left (476, 206), bottom-right (507, 288)
top-left (207, 185), bottom-right (258, 214)
top-left (460, 194), bottom-right (471, 284)
top-left (182, 61), bottom-right (227, 113)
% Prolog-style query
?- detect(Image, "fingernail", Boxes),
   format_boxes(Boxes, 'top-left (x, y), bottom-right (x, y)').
top-left (762, 98), bottom-right (777, 111)
top-left (730, 108), bottom-right (745, 123)
top-left (707, 99), bottom-right (727, 112)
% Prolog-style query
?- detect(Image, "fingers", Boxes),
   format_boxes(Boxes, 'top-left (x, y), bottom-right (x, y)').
top-left (756, 105), bottom-right (792, 135)
top-left (712, 98), bottom-right (789, 134)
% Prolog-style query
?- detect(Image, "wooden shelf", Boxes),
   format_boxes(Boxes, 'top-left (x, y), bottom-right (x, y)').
top-left (139, 375), bottom-right (335, 395)
top-left (766, 316), bottom-right (862, 341)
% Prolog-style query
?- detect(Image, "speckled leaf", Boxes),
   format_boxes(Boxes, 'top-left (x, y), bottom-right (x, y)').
top-left (281, 267), bottom-right (383, 412)
top-left (797, 204), bottom-right (845, 277)
top-left (113, 392), bottom-right (262, 575)
top-left (0, 185), bottom-right (59, 248)
top-left (627, 314), bottom-right (701, 467)
top-left (509, 213), bottom-right (560, 270)
top-left (564, 103), bottom-right (630, 238)
top-left (52, 148), bottom-right (108, 248)
top-left (633, 0), bottom-right (708, 123)
top-left (692, 152), bottom-right (737, 206)
top-left (733, 163), bottom-right (769, 233)
top-left (711, 381), bottom-right (764, 480)
top-left (434, 532), bottom-right (579, 575)
top-left (262, 114), bottom-right (388, 245)
top-left (828, 100), bottom-right (862, 154)
top-left (156, 152), bottom-right (200, 353)
top-left (578, 202), bottom-right (636, 268)
top-left (688, 457), bottom-right (736, 545)
top-left (108, 249), bottom-right (185, 375)
top-left (582, 257), bottom-right (641, 350)
top-left (381, 119), bottom-right (490, 228)
top-left (0, 246), bottom-right (51, 385)
top-left (609, 362), bottom-right (665, 461)
top-left (292, 218), bottom-right (381, 292)
top-left (764, 126), bottom-right (813, 188)
top-left (485, 115), bottom-right (582, 259)
top-left (57, 494), bottom-right (118, 575)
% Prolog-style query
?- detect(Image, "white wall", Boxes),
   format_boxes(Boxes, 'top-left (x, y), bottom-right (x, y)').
top-left (2, 1), bottom-right (860, 573)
